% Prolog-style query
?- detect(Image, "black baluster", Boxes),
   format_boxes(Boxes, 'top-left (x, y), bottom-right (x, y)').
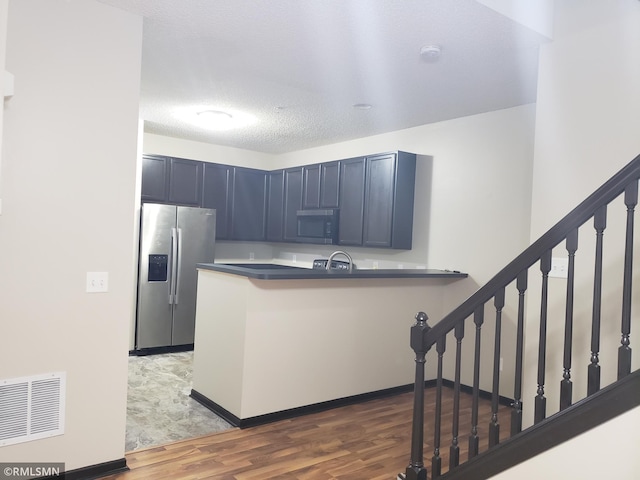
top-left (511, 270), bottom-right (527, 436)
top-left (404, 312), bottom-right (431, 480)
top-left (449, 320), bottom-right (464, 470)
top-left (535, 250), bottom-right (552, 424)
top-left (489, 288), bottom-right (505, 448)
top-left (560, 229), bottom-right (579, 411)
top-left (432, 336), bottom-right (446, 479)
top-left (619, 181), bottom-right (637, 380)
top-left (468, 305), bottom-right (484, 459)
top-left (589, 206), bottom-right (607, 395)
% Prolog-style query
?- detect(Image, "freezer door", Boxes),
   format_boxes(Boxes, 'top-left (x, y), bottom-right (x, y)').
top-left (172, 206), bottom-right (216, 345)
top-left (136, 203), bottom-right (176, 349)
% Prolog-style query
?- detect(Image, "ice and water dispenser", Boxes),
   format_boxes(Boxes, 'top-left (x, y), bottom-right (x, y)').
top-left (148, 254), bottom-right (168, 282)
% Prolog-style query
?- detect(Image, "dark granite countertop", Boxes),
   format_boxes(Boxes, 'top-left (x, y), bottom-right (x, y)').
top-left (197, 262), bottom-right (468, 280)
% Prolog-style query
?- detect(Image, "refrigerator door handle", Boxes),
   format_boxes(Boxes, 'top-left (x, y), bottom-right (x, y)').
top-left (175, 227), bottom-right (183, 304)
top-left (169, 227), bottom-right (178, 304)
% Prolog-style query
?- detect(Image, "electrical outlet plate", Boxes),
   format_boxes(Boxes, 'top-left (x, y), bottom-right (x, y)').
top-left (549, 257), bottom-right (569, 279)
top-left (86, 272), bottom-right (108, 293)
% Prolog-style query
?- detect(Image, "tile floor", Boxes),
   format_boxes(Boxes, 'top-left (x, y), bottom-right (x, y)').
top-left (126, 351), bottom-right (232, 452)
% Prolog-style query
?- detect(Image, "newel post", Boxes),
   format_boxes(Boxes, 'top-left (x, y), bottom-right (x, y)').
top-left (403, 311), bottom-right (432, 480)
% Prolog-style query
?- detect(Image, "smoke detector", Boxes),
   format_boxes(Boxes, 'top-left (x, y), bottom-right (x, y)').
top-left (420, 45), bottom-right (442, 63)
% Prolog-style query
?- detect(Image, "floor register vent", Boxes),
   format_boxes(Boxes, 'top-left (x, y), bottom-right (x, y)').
top-left (0, 372), bottom-right (66, 447)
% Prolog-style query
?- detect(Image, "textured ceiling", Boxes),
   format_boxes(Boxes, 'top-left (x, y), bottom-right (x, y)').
top-left (97, 0), bottom-right (547, 154)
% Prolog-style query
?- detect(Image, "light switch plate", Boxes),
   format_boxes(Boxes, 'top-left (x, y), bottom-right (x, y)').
top-left (549, 257), bottom-right (569, 279)
top-left (86, 272), bottom-right (109, 293)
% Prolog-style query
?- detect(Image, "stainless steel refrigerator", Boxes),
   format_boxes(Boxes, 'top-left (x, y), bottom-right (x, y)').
top-left (135, 203), bottom-right (216, 350)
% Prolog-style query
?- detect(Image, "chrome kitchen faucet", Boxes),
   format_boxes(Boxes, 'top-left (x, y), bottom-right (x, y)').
top-left (326, 250), bottom-right (353, 273)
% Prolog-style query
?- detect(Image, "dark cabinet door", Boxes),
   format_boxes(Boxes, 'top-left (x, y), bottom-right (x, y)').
top-left (363, 153), bottom-right (396, 248)
top-left (362, 151), bottom-right (416, 249)
top-left (266, 170), bottom-right (285, 242)
top-left (230, 168), bottom-right (267, 241)
top-left (387, 151), bottom-right (416, 249)
top-left (168, 157), bottom-right (202, 206)
top-left (320, 161), bottom-right (340, 208)
top-left (140, 151), bottom-right (415, 249)
top-left (302, 164), bottom-right (321, 209)
top-left (338, 157), bottom-right (366, 246)
top-left (201, 163), bottom-right (233, 240)
top-left (141, 155), bottom-right (169, 203)
top-left (283, 167), bottom-right (304, 242)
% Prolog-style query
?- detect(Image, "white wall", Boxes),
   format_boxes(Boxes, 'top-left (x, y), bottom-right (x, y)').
top-left (476, 0), bottom-right (555, 39)
top-left (144, 132), bottom-right (275, 169)
top-left (530, 0), bottom-right (640, 236)
top-left (489, 406), bottom-right (640, 479)
top-left (0, 0), bottom-right (142, 470)
top-left (0, 0), bottom-right (8, 204)
top-left (522, 0), bottom-right (640, 428)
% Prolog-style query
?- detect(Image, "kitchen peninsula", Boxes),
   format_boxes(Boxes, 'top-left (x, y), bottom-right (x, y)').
top-left (190, 262), bottom-right (467, 427)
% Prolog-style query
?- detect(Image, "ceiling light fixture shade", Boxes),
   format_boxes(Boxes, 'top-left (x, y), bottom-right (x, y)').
top-left (197, 110), bottom-right (233, 129)
top-left (175, 107), bottom-right (257, 131)
top-left (353, 103), bottom-right (372, 110)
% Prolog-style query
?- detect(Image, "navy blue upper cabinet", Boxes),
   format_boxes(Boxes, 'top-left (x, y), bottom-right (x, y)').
top-left (320, 161), bottom-right (341, 208)
top-left (168, 157), bottom-right (202, 206)
top-left (266, 170), bottom-right (285, 242)
top-left (283, 167), bottom-right (304, 242)
top-left (229, 167), bottom-right (267, 241)
top-left (201, 163), bottom-right (233, 240)
top-left (302, 161), bottom-right (341, 210)
top-left (363, 153), bottom-right (396, 248)
top-left (362, 152), bottom-right (416, 249)
top-left (141, 151), bottom-right (416, 249)
top-left (141, 155), bottom-right (169, 203)
top-left (141, 154), bottom-right (202, 207)
top-left (337, 151), bottom-right (416, 249)
top-left (338, 157), bottom-right (367, 246)
top-left (302, 164), bottom-right (321, 209)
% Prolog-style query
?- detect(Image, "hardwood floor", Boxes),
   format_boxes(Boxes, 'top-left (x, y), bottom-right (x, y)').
top-left (104, 387), bottom-right (512, 480)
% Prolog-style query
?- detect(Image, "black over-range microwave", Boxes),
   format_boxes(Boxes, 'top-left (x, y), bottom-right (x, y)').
top-left (296, 209), bottom-right (339, 244)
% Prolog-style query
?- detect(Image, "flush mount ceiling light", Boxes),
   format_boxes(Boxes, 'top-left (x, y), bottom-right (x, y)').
top-left (197, 110), bottom-right (234, 129)
top-left (176, 107), bottom-right (257, 131)
top-left (353, 103), bottom-right (372, 110)
top-left (420, 44), bottom-right (442, 63)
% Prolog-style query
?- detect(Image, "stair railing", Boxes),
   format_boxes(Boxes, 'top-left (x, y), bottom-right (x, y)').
top-left (399, 153), bottom-right (640, 480)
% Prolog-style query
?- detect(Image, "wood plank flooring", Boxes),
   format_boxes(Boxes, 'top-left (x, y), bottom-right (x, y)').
top-left (103, 387), bottom-right (512, 480)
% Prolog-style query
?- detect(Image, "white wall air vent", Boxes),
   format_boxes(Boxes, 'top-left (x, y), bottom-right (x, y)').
top-left (0, 372), bottom-right (66, 447)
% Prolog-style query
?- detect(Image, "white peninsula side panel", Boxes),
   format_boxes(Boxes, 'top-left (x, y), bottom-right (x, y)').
top-left (192, 271), bottom-right (249, 418)
top-left (192, 269), bottom-right (450, 420)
